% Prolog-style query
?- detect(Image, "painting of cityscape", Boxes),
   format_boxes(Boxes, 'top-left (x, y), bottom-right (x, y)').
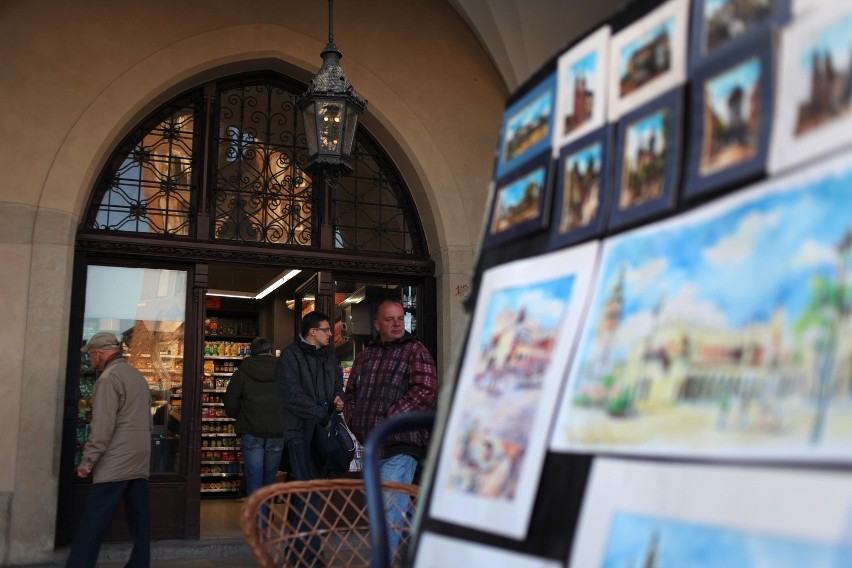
top-left (608, 0), bottom-right (688, 119)
top-left (549, 128), bottom-right (611, 249)
top-left (553, 26), bottom-right (610, 152)
top-left (485, 152), bottom-right (551, 248)
top-left (551, 150), bottom-right (852, 461)
top-left (430, 243), bottom-right (599, 539)
top-left (569, 459), bottom-right (852, 567)
top-left (770, 5), bottom-right (852, 174)
top-left (610, 89), bottom-right (681, 229)
top-left (684, 42), bottom-right (773, 198)
top-left (496, 73), bottom-right (556, 179)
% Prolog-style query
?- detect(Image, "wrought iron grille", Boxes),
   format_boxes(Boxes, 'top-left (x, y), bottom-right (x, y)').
top-left (91, 103), bottom-right (197, 235)
top-left (212, 81), bottom-right (314, 245)
top-left (331, 135), bottom-right (423, 256)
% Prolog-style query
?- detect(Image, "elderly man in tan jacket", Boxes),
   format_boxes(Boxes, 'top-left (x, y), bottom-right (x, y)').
top-left (66, 332), bottom-right (153, 568)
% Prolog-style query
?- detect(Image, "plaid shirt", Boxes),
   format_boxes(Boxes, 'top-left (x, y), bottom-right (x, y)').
top-left (344, 333), bottom-right (438, 452)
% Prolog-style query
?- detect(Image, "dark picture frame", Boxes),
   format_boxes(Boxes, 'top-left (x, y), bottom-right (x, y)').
top-left (494, 73), bottom-right (557, 180)
top-left (484, 151), bottom-right (553, 249)
top-left (684, 34), bottom-right (773, 200)
top-left (688, 0), bottom-right (790, 70)
top-left (548, 126), bottom-right (613, 250)
top-left (609, 88), bottom-right (682, 230)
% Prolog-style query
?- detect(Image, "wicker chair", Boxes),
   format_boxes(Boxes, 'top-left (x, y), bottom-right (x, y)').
top-left (240, 478), bottom-right (418, 567)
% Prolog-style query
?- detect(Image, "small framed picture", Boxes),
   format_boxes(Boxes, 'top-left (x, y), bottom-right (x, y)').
top-left (688, 0), bottom-right (790, 70)
top-left (609, 88), bottom-right (682, 230)
top-left (769, 5), bottom-right (852, 175)
top-left (684, 34), bottom-right (773, 199)
top-left (549, 127), bottom-right (612, 249)
top-left (552, 26), bottom-right (611, 154)
top-left (608, 0), bottom-right (689, 120)
top-left (495, 73), bottom-right (557, 180)
top-left (484, 151), bottom-right (552, 249)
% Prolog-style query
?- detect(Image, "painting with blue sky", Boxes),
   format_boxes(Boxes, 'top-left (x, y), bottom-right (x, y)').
top-left (552, 150), bottom-right (852, 461)
top-left (568, 459), bottom-right (852, 568)
top-left (554, 26), bottom-right (610, 151)
top-left (496, 73), bottom-right (556, 179)
top-left (432, 242), bottom-right (599, 538)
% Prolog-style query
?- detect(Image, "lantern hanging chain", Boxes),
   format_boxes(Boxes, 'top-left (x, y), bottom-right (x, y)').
top-left (328, 0), bottom-right (334, 44)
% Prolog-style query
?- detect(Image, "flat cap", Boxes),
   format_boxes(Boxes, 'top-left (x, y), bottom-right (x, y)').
top-left (80, 332), bottom-right (121, 353)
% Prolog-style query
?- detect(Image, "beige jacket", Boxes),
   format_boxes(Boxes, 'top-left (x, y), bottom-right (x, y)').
top-left (82, 357), bottom-right (153, 483)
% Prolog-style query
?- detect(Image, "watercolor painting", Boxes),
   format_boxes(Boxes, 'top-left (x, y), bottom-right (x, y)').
top-left (704, 0), bottom-right (773, 53)
top-left (496, 73), bottom-right (557, 179)
top-left (700, 56), bottom-right (762, 175)
top-left (553, 27), bottom-right (611, 152)
top-left (569, 459), bottom-right (852, 567)
top-left (620, 108), bottom-right (668, 209)
top-left (549, 127), bottom-right (612, 250)
top-left (770, 6), bottom-right (852, 174)
top-left (609, 0), bottom-right (689, 119)
top-left (431, 242), bottom-right (599, 539)
top-left (551, 150), bottom-right (852, 461)
top-left (484, 152), bottom-right (551, 248)
top-left (414, 533), bottom-right (562, 568)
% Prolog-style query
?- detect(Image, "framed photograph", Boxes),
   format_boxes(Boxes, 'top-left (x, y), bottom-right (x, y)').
top-left (552, 26), bottom-right (611, 153)
top-left (430, 242), bottom-right (599, 539)
top-left (569, 458), bottom-right (852, 567)
top-left (608, 0), bottom-right (689, 120)
top-left (608, 88), bottom-right (682, 230)
top-left (483, 151), bottom-right (552, 249)
top-left (548, 127), bottom-right (612, 249)
top-left (495, 73), bottom-right (557, 180)
top-left (683, 35), bottom-right (773, 199)
top-left (414, 533), bottom-right (562, 568)
top-left (688, 0), bottom-right (790, 69)
top-left (550, 150), bottom-right (852, 463)
top-left (769, 5), bottom-right (852, 175)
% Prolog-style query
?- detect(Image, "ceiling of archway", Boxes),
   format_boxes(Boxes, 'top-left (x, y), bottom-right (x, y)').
top-left (448, 0), bottom-right (630, 92)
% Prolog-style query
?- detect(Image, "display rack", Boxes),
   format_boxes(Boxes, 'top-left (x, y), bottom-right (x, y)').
top-left (200, 353), bottom-right (243, 494)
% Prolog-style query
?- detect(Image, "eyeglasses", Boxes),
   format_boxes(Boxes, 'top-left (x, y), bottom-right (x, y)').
top-left (314, 327), bottom-right (332, 334)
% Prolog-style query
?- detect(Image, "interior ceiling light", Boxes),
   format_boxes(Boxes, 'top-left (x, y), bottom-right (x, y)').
top-left (254, 269), bottom-right (302, 300)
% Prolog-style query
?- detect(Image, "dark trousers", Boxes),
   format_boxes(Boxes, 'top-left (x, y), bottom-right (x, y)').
top-left (286, 437), bottom-right (323, 566)
top-left (66, 478), bottom-right (150, 568)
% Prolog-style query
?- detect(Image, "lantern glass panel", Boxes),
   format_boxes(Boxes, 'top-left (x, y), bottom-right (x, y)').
top-left (301, 101), bottom-right (319, 155)
top-left (318, 101), bottom-right (344, 153)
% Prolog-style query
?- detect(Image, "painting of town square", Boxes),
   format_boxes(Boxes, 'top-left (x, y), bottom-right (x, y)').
top-left (496, 74), bottom-right (556, 179)
top-left (770, 6), bottom-right (852, 174)
top-left (568, 459), bottom-right (852, 567)
top-left (553, 27), bottom-right (610, 151)
top-left (551, 150), bottom-right (852, 461)
top-left (431, 243), bottom-right (598, 538)
top-left (700, 57), bottom-right (762, 174)
top-left (485, 154), bottom-right (550, 248)
top-left (609, 0), bottom-right (688, 118)
top-left (550, 129), bottom-right (611, 249)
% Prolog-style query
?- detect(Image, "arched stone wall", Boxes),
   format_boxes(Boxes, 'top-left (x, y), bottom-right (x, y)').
top-left (0, 1), bottom-right (505, 562)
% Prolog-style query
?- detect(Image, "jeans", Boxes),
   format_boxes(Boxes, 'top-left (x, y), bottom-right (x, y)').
top-left (65, 478), bottom-right (150, 568)
top-left (286, 437), bottom-right (323, 565)
top-left (380, 453), bottom-right (417, 561)
top-left (241, 434), bottom-right (285, 496)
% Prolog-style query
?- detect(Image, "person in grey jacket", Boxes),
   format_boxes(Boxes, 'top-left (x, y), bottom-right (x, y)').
top-left (67, 332), bottom-right (152, 568)
top-left (224, 337), bottom-right (283, 497)
top-left (276, 311), bottom-right (345, 480)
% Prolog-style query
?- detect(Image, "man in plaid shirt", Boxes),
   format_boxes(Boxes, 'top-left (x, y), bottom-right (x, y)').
top-left (344, 298), bottom-right (438, 552)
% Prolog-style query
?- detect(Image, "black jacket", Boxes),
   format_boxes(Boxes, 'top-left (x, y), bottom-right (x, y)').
top-left (276, 339), bottom-right (344, 441)
top-left (223, 355), bottom-right (282, 437)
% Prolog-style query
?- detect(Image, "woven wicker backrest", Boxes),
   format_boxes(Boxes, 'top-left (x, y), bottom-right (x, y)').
top-left (240, 479), bottom-right (419, 567)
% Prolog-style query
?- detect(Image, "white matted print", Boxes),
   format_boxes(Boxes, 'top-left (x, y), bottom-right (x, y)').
top-left (608, 0), bottom-right (689, 120)
top-left (553, 26), bottom-right (611, 154)
top-left (430, 242), bottom-right (599, 539)
top-left (550, 150), bottom-right (852, 462)
top-left (769, 2), bottom-right (852, 175)
top-left (414, 533), bottom-right (562, 568)
top-left (569, 458), bottom-right (852, 567)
